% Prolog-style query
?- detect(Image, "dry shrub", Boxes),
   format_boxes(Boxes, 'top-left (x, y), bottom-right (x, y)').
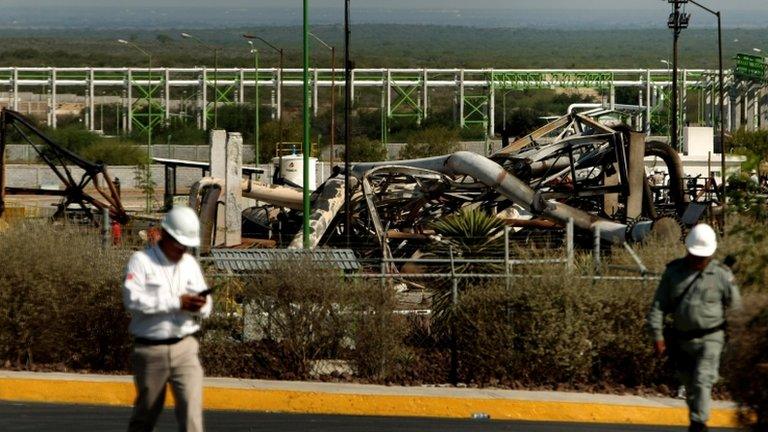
top-left (0, 222), bottom-right (131, 370)
top-left (453, 276), bottom-right (666, 389)
top-left (242, 259), bottom-right (405, 381)
top-left (722, 294), bottom-right (768, 429)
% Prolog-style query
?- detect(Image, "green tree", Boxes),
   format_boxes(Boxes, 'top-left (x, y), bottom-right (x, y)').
top-left (728, 128), bottom-right (768, 172)
top-left (400, 126), bottom-right (460, 159)
top-left (348, 136), bottom-right (387, 162)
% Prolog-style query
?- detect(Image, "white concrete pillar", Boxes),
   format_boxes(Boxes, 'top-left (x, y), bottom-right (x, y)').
top-left (645, 70), bottom-right (652, 135)
top-left (12, 68), bottom-right (18, 112)
top-left (209, 129), bottom-right (227, 246)
top-left (313, 68), bottom-right (319, 117)
top-left (422, 68), bottom-right (429, 120)
top-left (238, 69), bottom-right (245, 104)
top-left (459, 70), bottom-right (465, 128)
top-left (224, 132), bottom-right (243, 247)
top-left (89, 69), bottom-right (95, 131)
top-left (385, 70), bottom-right (391, 117)
top-left (201, 68), bottom-right (208, 130)
top-left (51, 69), bottom-right (57, 129)
top-left (164, 69), bottom-right (171, 120)
top-left (488, 82), bottom-right (495, 137)
top-left (276, 68), bottom-right (282, 120)
top-left (127, 69), bottom-right (133, 133)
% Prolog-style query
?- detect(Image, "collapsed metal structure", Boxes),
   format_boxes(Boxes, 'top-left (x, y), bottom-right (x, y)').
top-left (239, 112), bottom-right (706, 265)
top-left (0, 109), bottom-right (128, 224)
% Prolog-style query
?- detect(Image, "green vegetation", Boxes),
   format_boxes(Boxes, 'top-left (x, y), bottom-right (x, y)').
top-left (0, 26), bottom-right (760, 69)
top-left (401, 126), bottom-right (460, 159)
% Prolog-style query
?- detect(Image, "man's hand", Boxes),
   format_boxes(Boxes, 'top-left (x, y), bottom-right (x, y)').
top-left (180, 294), bottom-right (207, 312)
top-left (654, 339), bottom-right (667, 357)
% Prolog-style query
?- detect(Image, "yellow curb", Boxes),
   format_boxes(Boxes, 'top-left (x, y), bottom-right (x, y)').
top-left (0, 377), bottom-right (739, 427)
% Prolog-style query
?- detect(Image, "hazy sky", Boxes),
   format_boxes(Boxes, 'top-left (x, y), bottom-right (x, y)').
top-left (3, 0), bottom-right (768, 10)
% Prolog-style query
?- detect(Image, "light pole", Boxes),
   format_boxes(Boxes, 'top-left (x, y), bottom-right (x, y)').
top-left (344, 0), bottom-right (352, 247)
top-left (181, 32), bottom-right (220, 129)
top-left (687, 0), bottom-right (728, 220)
top-left (661, 59), bottom-right (672, 137)
top-left (668, 0), bottom-right (690, 151)
top-left (302, 0), bottom-right (311, 248)
top-left (246, 40), bottom-right (260, 166)
top-left (309, 32), bottom-right (336, 166)
top-left (243, 34), bottom-right (284, 167)
top-left (118, 38), bottom-right (153, 213)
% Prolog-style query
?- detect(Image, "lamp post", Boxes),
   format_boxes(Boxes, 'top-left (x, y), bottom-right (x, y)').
top-left (180, 32), bottom-right (219, 129)
top-left (309, 32), bottom-right (336, 166)
top-left (668, 0), bottom-right (691, 151)
top-left (118, 38), bottom-right (153, 213)
top-left (246, 40), bottom-right (260, 166)
top-left (344, 0), bottom-right (352, 247)
top-left (687, 0), bottom-right (727, 219)
top-left (243, 34), bottom-right (284, 167)
top-left (302, 0), bottom-right (311, 248)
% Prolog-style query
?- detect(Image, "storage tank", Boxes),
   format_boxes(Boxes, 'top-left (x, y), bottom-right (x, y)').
top-left (272, 154), bottom-right (317, 190)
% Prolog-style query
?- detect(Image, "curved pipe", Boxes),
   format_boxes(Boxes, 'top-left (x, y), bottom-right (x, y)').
top-left (645, 140), bottom-right (687, 216)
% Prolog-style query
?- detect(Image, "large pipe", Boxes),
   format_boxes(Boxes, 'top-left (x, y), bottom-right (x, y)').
top-left (288, 176), bottom-right (357, 249)
top-left (645, 140), bottom-right (687, 215)
top-left (241, 180), bottom-right (304, 210)
top-left (353, 152), bottom-right (628, 243)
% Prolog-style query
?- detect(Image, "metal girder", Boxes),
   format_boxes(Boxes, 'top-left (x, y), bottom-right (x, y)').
top-left (491, 71), bottom-right (614, 90)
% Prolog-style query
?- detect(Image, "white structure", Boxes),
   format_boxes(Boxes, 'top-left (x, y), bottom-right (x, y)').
top-left (272, 155), bottom-right (318, 191)
top-left (645, 127), bottom-right (746, 179)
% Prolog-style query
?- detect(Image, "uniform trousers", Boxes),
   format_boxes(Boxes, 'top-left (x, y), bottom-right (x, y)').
top-left (128, 336), bottom-right (204, 432)
top-left (675, 331), bottom-right (724, 424)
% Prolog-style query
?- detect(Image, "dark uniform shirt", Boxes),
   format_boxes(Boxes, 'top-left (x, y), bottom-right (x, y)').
top-left (647, 258), bottom-right (741, 342)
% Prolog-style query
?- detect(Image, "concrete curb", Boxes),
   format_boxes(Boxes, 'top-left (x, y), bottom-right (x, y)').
top-left (0, 371), bottom-right (739, 427)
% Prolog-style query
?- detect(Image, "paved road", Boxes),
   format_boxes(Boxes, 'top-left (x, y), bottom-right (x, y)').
top-left (0, 401), bottom-right (735, 432)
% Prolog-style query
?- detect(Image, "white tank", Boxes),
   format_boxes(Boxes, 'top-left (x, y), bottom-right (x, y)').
top-left (272, 154), bottom-right (317, 191)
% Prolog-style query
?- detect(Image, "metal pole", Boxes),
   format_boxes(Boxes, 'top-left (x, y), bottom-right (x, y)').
top-left (671, 0), bottom-right (681, 151)
top-left (717, 12), bottom-right (727, 222)
top-left (593, 225), bottom-right (601, 274)
top-left (344, 0), bottom-right (352, 247)
top-left (302, 0), bottom-right (311, 248)
top-left (147, 54), bottom-right (153, 213)
top-left (279, 49), bottom-right (284, 168)
top-left (331, 46), bottom-right (336, 166)
top-left (101, 207), bottom-right (110, 250)
top-left (255, 49), bottom-right (260, 166)
top-left (449, 245), bottom-right (458, 386)
top-left (214, 49), bottom-right (219, 129)
top-left (566, 217), bottom-right (574, 271)
top-left (504, 225), bottom-right (510, 290)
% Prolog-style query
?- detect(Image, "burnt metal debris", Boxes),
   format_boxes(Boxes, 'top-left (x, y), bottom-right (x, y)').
top-left (0, 109), bottom-right (128, 224)
top-left (243, 112), bottom-right (718, 263)
top-left (0, 108), bottom-right (720, 263)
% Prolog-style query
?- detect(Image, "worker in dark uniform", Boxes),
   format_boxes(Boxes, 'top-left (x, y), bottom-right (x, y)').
top-left (647, 223), bottom-right (741, 432)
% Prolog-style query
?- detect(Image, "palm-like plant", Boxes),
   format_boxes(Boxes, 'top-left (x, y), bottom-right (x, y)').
top-left (428, 208), bottom-right (506, 333)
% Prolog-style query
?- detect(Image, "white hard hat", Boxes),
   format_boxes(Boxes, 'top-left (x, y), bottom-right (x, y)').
top-left (160, 206), bottom-right (201, 248)
top-left (685, 224), bottom-right (717, 257)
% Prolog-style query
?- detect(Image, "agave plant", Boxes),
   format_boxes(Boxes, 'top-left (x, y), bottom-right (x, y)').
top-left (427, 207), bottom-right (506, 333)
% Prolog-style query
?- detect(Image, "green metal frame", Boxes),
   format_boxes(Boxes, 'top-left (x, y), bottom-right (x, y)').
top-left (491, 71), bottom-right (614, 90)
top-left (388, 72), bottom-right (424, 125)
top-left (204, 71), bottom-right (239, 123)
top-left (128, 71), bottom-right (165, 135)
top-left (462, 93), bottom-right (489, 130)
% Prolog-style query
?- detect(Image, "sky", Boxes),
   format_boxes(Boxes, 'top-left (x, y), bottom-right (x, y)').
top-left (2, 0), bottom-right (767, 9)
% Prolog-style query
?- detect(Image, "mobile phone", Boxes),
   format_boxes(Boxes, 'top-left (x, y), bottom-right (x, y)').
top-left (197, 288), bottom-right (214, 297)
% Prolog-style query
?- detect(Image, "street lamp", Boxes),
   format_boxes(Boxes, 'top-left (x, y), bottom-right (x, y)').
top-left (309, 32), bottom-right (337, 166)
top-left (302, 0), bottom-right (311, 248)
top-left (667, 0), bottom-right (691, 152)
top-left (344, 0), bottom-right (352, 247)
top-left (118, 38), bottom-right (153, 213)
top-left (243, 34), bottom-right (284, 167)
top-left (180, 32), bottom-right (220, 129)
top-left (246, 40), bottom-right (260, 166)
top-left (686, 0), bottom-right (728, 221)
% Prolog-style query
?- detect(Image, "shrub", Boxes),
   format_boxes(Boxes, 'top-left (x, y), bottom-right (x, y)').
top-left (348, 136), bottom-right (388, 162)
top-left (80, 139), bottom-right (146, 165)
top-left (0, 223), bottom-right (131, 371)
top-left (400, 126), bottom-right (460, 159)
top-left (723, 296), bottom-right (768, 430)
top-left (453, 277), bottom-right (665, 389)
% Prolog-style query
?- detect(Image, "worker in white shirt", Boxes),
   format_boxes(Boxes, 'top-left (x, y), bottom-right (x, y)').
top-left (123, 206), bottom-right (212, 432)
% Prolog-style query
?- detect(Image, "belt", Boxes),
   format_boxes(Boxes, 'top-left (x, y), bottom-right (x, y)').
top-left (134, 336), bottom-right (187, 346)
top-left (671, 323), bottom-right (726, 341)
